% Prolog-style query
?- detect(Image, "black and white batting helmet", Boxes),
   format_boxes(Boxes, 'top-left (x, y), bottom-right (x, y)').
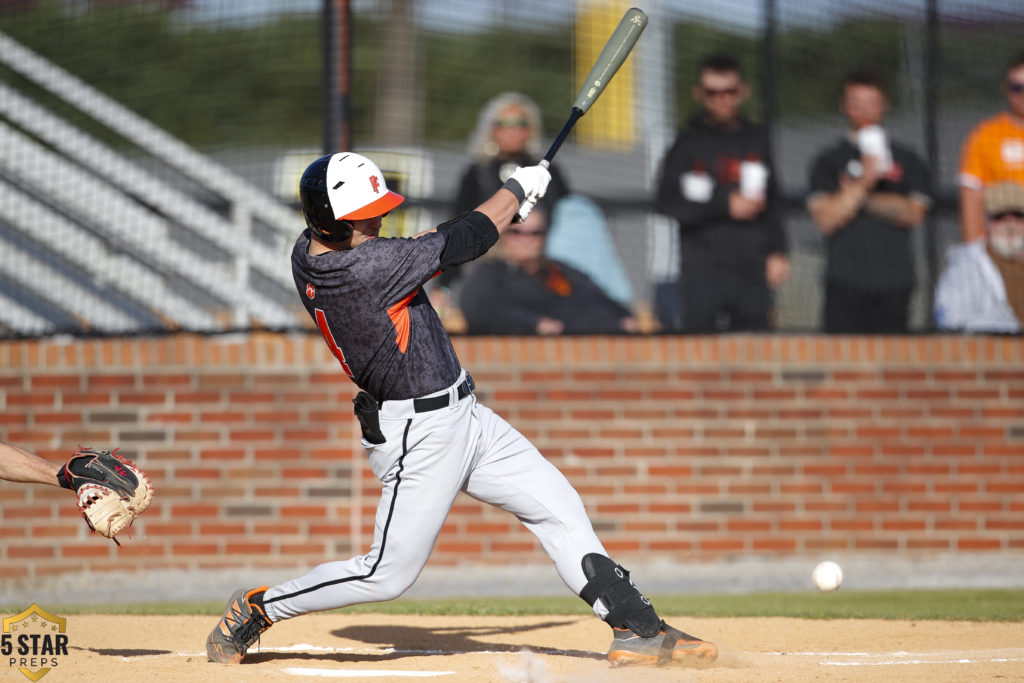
top-left (298, 152), bottom-right (405, 243)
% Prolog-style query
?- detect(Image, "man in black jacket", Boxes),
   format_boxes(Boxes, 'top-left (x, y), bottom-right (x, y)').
top-left (655, 54), bottom-right (790, 333)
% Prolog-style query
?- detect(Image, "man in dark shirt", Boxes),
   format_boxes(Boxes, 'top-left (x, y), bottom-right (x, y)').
top-left (807, 68), bottom-right (932, 333)
top-left (655, 53), bottom-right (790, 333)
top-left (459, 208), bottom-right (636, 335)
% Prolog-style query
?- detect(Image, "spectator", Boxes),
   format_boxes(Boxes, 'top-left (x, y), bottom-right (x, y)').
top-left (655, 53), bottom-right (790, 333)
top-left (432, 92), bottom-right (572, 331)
top-left (934, 181), bottom-right (1024, 333)
top-left (454, 92), bottom-right (570, 215)
top-left (458, 207), bottom-right (637, 335)
top-left (958, 51), bottom-right (1024, 243)
top-left (806, 68), bottom-right (932, 334)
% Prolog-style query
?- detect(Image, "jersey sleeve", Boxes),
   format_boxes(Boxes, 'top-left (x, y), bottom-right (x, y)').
top-left (807, 148), bottom-right (839, 198)
top-left (355, 233), bottom-right (446, 308)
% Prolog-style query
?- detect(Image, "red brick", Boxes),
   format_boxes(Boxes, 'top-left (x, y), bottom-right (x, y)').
top-left (832, 518), bottom-right (874, 531)
top-left (87, 374), bottom-right (135, 388)
top-left (6, 393), bottom-right (57, 407)
top-left (8, 546), bottom-right (56, 558)
top-left (117, 544), bottom-right (167, 557)
top-left (699, 538), bottom-right (744, 552)
top-left (201, 448), bottom-right (247, 460)
top-left (172, 543), bottom-right (219, 554)
top-left (957, 537), bottom-right (1003, 550)
top-left (779, 517), bottom-right (824, 531)
top-left (753, 538), bottom-right (797, 552)
top-left (146, 523), bottom-right (193, 535)
top-left (281, 505), bottom-right (327, 518)
top-left (226, 542), bottom-right (273, 554)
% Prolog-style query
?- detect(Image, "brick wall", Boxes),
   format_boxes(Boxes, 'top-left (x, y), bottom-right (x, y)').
top-left (1, 334), bottom-right (1023, 586)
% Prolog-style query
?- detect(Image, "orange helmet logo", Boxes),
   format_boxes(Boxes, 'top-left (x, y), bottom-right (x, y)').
top-left (369, 175), bottom-right (380, 194)
top-left (306, 283), bottom-right (316, 299)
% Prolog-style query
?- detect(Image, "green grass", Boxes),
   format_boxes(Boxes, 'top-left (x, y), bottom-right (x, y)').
top-left (4, 589), bottom-right (1023, 621)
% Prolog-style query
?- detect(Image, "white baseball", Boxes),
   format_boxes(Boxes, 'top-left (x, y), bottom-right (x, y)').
top-left (812, 561), bottom-right (843, 592)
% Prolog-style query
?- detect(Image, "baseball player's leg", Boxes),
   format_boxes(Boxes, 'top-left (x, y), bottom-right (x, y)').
top-left (461, 402), bottom-right (606, 593)
top-left (463, 401), bottom-right (717, 667)
top-left (262, 400), bottom-right (479, 622)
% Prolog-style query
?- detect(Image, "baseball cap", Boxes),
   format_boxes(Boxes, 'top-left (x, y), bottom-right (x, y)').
top-left (984, 181), bottom-right (1024, 216)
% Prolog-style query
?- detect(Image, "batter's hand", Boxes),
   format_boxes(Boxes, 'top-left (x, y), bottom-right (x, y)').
top-left (508, 165), bottom-right (551, 222)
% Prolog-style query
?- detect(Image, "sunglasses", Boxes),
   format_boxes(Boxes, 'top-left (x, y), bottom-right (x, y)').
top-left (991, 210), bottom-right (1024, 220)
top-left (505, 228), bottom-right (546, 237)
top-left (495, 118), bottom-right (529, 128)
top-left (702, 86), bottom-right (740, 98)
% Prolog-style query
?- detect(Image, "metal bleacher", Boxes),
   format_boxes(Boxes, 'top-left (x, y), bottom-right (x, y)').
top-left (0, 30), bottom-right (306, 337)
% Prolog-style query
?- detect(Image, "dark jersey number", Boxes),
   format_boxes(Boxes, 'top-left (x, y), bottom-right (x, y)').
top-left (315, 308), bottom-right (354, 380)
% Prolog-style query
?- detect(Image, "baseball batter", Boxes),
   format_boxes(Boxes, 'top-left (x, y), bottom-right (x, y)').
top-left (205, 152), bottom-right (718, 668)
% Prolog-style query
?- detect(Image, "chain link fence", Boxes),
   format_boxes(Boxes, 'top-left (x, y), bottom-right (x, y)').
top-left (0, 0), bottom-right (1022, 336)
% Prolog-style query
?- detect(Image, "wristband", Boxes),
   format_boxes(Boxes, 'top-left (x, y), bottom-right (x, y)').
top-left (501, 178), bottom-right (526, 204)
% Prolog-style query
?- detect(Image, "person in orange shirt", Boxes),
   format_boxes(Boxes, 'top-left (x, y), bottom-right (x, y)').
top-left (959, 51), bottom-right (1024, 242)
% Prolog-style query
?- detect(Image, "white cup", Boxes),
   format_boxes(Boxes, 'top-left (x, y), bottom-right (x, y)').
top-left (681, 171), bottom-right (714, 203)
top-left (739, 161), bottom-right (768, 198)
top-left (857, 125), bottom-right (892, 173)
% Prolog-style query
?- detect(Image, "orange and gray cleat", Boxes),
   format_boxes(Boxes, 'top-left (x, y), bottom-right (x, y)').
top-left (206, 586), bottom-right (273, 663)
top-left (607, 620), bottom-right (718, 667)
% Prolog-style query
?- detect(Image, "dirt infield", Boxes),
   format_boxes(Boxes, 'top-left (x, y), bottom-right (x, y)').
top-left (19, 613), bottom-right (1024, 682)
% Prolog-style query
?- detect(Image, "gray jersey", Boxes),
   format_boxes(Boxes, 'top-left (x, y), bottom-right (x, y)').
top-left (291, 229), bottom-right (461, 400)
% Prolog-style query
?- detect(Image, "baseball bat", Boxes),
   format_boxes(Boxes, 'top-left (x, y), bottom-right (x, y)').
top-left (540, 7), bottom-right (648, 168)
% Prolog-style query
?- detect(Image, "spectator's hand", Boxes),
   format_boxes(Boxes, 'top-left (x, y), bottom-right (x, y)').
top-left (535, 317), bottom-right (565, 336)
top-left (858, 154), bottom-right (884, 188)
top-left (765, 252), bottom-right (792, 288)
top-left (729, 192), bottom-right (766, 221)
top-left (619, 316), bottom-right (640, 333)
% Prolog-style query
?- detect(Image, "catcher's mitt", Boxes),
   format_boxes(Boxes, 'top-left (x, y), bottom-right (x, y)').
top-left (57, 446), bottom-right (154, 544)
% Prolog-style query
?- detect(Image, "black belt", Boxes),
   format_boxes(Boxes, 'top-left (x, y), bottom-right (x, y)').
top-left (412, 375), bottom-right (475, 413)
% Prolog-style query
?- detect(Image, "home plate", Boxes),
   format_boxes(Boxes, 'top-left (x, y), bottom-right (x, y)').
top-left (285, 668), bottom-right (453, 678)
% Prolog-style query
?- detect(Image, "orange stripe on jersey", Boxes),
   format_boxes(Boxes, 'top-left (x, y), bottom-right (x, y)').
top-left (388, 290), bottom-right (417, 353)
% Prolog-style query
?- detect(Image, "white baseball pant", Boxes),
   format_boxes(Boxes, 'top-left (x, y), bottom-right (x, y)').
top-left (263, 371), bottom-right (608, 622)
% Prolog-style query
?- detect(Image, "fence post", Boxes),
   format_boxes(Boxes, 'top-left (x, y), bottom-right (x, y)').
top-left (921, 0), bottom-right (941, 331)
top-left (322, 0), bottom-right (352, 154)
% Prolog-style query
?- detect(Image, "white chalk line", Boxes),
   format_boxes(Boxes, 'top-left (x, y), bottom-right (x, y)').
top-left (763, 649), bottom-right (1024, 667)
top-left (120, 643), bottom-right (1024, 672)
top-left (284, 669), bottom-right (453, 678)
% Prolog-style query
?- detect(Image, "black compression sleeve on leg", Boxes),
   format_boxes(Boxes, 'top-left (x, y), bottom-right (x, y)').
top-left (580, 553), bottom-right (662, 638)
top-left (437, 210), bottom-right (500, 269)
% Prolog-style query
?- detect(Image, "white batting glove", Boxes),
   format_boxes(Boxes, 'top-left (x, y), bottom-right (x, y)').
top-left (504, 165), bottom-right (551, 222)
top-left (516, 196), bottom-right (540, 222)
top-left (509, 165), bottom-right (551, 201)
